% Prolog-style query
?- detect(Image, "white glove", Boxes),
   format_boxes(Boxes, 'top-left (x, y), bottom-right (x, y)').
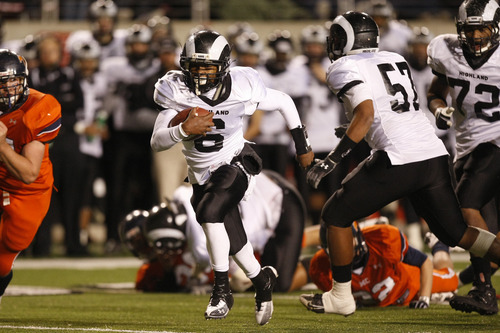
top-left (434, 107), bottom-right (455, 130)
top-left (409, 296), bottom-right (430, 309)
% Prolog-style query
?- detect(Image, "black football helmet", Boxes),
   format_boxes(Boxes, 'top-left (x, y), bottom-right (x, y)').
top-left (144, 200), bottom-right (188, 255)
top-left (456, 0), bottom-right (500, 57)
top-left (118, 209), bottom-right (154, 259)
top-left (327, 11), bottom-right (379, 61)
top-left (352, 222), bottom-right (369, 270)
top-left (0, 49), bottom-right (29, 115)
top-left (180, 30), bottom-right (231, 95)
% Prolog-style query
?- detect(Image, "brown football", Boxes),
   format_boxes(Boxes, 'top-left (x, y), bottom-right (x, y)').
top-left (169, 107), bottom-right (211, 127)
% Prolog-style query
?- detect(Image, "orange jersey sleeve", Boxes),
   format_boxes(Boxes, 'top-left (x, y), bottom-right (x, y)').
top-left (0, 89), bottom-right (61, 194)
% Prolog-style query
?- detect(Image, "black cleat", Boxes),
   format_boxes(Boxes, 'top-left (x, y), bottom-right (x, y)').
top-left (255, 266), bottom-right (278, 325)
top-left (205, 279), bottom-right (234, 320)
top-left (450, 285), bottom-right (498, 315)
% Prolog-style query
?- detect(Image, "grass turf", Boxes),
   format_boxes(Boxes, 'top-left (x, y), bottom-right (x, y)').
top-left (0, 262), bottom-right (498, 333)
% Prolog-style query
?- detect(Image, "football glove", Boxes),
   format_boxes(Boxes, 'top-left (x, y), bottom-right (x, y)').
top-left (334, 123), bottom-right (349, 139)
top-left (306, 158), bottom-right (337, 189)
top-left (434, 107), bottom-right (454, 130)
top-left (409, 296), bottom-right (430, 309)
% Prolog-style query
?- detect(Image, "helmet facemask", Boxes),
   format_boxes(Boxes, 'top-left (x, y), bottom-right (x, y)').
top-left (0, 50), bottom-right (30, 115)
top-left (457, 20), bottom-right (499, 56)
top-left (181, 58), bottom-right (228, 95)
top-left (352, 224), bottom-right (369, 270)
top-left (0, 76), bottom-right (25, 114)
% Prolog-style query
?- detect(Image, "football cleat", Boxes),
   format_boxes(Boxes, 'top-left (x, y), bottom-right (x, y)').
top-left (449, 285), bottom-right (498, 315)
top-left (204, 280), bottom-right (234, 320)
top-left (254, 266), bottom-right (278, 325)
top-left (300, 281), bottom-right (356, 316)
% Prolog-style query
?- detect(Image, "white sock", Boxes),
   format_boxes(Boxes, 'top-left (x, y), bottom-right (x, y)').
top-left (232, 241), bottom-right (261, 279)
top-left (202, 222), bottom-right (230, 272)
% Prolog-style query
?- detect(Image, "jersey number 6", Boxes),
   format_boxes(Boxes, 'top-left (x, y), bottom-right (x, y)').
top-left (194, 118), bottom-right (225, 152)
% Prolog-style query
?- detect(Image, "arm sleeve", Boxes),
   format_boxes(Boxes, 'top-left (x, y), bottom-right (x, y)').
top-left (150, 109), bottom-right (187, 152)
top-left (257, 88), bottom-right (302, 129)
top-left (402, 246), bottom-right (428, 267)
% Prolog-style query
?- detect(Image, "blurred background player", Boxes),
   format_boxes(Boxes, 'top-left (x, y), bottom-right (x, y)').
top-left (28, 33), bottom-right (87, 256)
top-left (244, 30), bottom-right (307, 177)
top-left (100, 23), bottom-right (160, 253)
top-left (291, 24), bottom-right (348, 225)
top-left (65, 0), bottom-right (127, 62)
top-left (360, 0), bottom-right (413, 55)
top-left (70, 39), bottom-right (110, 249)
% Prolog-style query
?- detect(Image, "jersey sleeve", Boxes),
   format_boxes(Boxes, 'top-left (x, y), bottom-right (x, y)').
top-left (154, 71), bottom-right (192, 111)
top-left (25, 93), bottom-right (62, 144)
top-left (362, 224), bottom-right (409, 263)
top-left (326, 57), bottom-right (371, 110)
top-left (230, 66), bottom-right (267, 115)
top-left (427, 34), bottom-right (455, 76)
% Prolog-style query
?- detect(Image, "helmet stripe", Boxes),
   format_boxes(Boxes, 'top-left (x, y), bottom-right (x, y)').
top-left (210, 35), bottom-right (229, 60)
top-left (332, 15), bottom-right (355, 55)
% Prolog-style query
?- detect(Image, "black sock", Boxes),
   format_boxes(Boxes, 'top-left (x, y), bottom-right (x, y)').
top-left (471, 256), bottom-right (492, 287)
top-left (331, 263), bottom-right (352, 283)
top-left (0, 271), bottom-right (12, 296)
top-left (251, 271), bottom-right (266, 290)
top-left (459, 264), bottom-right (475, 286)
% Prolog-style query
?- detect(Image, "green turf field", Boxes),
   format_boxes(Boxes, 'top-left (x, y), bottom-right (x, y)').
top-left (0, 259), bottom-right (498, 333)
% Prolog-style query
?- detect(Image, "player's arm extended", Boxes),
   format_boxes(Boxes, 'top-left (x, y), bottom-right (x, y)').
top-left (403, 246), bottom-right (432, 307)
top-left (0, 120), bottom-right (44, 184)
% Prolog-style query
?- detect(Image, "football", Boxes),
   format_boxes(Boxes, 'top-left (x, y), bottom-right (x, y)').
top-left (169, 107), bottom-right (210, 127)
top-left (169, 107), bottom-right (211, 141)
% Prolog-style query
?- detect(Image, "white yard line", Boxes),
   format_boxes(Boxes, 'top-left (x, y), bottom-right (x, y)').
top-left (13, 257), bottom-right (143, 269)
top-left (0, 325), bottom-right (186, 333)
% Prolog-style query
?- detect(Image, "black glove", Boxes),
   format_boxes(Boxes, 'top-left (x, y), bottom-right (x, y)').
top-left (334, 123), bottom-right (349, 138)
top-left (435, 107), bottom-right (454, 130)
top-left (306, 158), bottom-right (337, 189)
top-left (409, 296), bottom-right (430, 309)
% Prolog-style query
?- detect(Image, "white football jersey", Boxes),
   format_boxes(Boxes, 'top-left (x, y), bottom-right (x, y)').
top-left (154, 66), bottom-right (267, 184)
top-left (327, 51), bottom-right (448, 165)
top-left (428, 34), bottom-right (500, 160)
top-left (173, 172), bottom-right (284, 270)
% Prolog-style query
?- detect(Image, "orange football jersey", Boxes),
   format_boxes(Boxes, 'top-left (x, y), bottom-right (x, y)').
top-left (0, 89), bottom-right (61, 194)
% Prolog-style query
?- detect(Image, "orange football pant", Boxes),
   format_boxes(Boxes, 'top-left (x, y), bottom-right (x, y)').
top-left (0, 188), bottom-right (52, 276)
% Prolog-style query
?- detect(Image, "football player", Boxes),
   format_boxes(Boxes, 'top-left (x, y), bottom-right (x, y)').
top-left (0, 50), bottom-right (61, 303)
top-left (427, 0), bottom-right (500, 315)
top-left (150, 29), bottom-right (314, 325)
top-left (306, 222), bottom-right (458, 309)
top-left (65, 0), bottom-right (127, 62)
top-left (120, 171), bottom-right (307, 295)
top-left (300, 11), bottom-right (500, 317)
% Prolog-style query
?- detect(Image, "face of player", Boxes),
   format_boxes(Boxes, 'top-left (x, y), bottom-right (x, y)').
top-left (0, 77), bottom-right (23, 111)
top-left (189, 63), bottom-right (218, 87)
top-left (464, 24), bottom-right (493, 54)
top-left (155, 247), bottom-right (183, 270)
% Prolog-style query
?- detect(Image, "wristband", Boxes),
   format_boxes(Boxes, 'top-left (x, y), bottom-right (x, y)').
top-left (178, 122), bottom-right (188, 138)
top-left (327, 134), bottom-right (357, 163)
top-left (290, 125), bottom-right (312, 155)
